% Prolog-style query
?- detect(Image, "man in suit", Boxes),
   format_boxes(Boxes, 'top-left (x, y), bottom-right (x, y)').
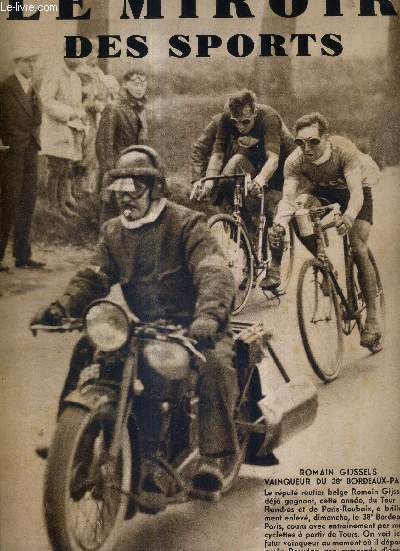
top-left (0, 46), bottom-right (45, 270)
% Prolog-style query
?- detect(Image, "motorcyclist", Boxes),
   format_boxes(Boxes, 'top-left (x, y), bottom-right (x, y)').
top-left (32, 145), bottom-right (238, 498)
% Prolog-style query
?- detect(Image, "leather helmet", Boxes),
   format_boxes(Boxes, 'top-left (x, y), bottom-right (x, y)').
top-left (105, 145), bottom-right (167, 199)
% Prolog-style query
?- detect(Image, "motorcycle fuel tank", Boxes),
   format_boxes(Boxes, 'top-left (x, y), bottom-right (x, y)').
top-left (141, 340), bottom-right (191, 381)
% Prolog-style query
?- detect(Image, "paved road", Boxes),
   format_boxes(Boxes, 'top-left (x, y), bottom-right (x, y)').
top-left (0, 169), bottom-right (399, 550)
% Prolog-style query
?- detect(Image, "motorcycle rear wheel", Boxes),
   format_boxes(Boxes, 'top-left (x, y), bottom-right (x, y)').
top-left (44, 405), bottom-right (132, 551)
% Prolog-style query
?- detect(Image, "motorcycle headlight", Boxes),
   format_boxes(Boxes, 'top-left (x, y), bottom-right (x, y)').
top-left (85, 301), bottom-right (129, 352)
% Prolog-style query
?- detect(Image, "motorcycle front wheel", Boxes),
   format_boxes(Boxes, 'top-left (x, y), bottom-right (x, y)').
top-left (44, 405), bottom-right (132, 551)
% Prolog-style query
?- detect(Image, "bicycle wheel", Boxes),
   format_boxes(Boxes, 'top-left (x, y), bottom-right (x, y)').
top-left (297, 258), bottom-right (344, 382)
top-left (208, 214), bottom-right (254, 315)
top-left (349, 249), bottom-right (386, 350)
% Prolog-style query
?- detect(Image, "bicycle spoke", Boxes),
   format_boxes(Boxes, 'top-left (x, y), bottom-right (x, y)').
top-left (209, 216), bottom-right (253, 314)
top-left (297, 259), bottom-right (343, 382)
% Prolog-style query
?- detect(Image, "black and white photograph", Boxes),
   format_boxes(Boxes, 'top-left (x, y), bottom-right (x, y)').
top-left (0, 1), bottom-right (399, 549)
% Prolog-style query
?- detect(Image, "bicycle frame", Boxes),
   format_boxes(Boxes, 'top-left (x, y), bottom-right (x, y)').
top-left (196, 174), bottom-right (293, 298)
top-left (311, 207), bottom-right (363, 332)
top-left (194, 173), bottom-right (268, 271)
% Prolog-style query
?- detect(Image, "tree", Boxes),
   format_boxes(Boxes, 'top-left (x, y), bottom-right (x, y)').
top-left (387, 17), bottom-right (400, 93)
top-left (373, 17), bottom-right (400, 165)
top-left (250, 13), bottom-right (296, 104)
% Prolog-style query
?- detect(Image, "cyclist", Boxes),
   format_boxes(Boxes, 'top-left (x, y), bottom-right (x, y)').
top-left (268, 112), bottom-right (381, 349)
top-left (191, 114), bottom-right (223, 184)
top-left (194, 89), bottom-right (295, 289)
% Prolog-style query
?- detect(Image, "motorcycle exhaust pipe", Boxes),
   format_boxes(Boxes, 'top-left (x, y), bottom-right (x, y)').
top-left (256, 375), bottom-right (318, 456)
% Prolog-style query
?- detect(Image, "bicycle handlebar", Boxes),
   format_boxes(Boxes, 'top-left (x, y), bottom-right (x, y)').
top-left (309, 202), bottom-right (341, 217)
top-left (190, 173), bottom-right (251, 201)
top-left (199, 174), bottom-right (247, 183)
top-left (307, 202), bottom-right (341, 232)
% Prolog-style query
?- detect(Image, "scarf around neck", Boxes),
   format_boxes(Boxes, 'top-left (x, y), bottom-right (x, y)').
top-left (120, 198), bottom-right (167, 230)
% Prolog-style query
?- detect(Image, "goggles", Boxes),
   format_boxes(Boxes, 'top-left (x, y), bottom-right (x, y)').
top-left (110, 178), bottom-right (149, 198)
top-left (294, 137), bottom-right (321, 148)
top-left (231, 116), bottom-right (253, 127)
top-left (127, 74), bottom-right (147, 84)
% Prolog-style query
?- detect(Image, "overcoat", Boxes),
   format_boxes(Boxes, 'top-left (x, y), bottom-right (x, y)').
top-left (39, 63), bottom-right (83, 162)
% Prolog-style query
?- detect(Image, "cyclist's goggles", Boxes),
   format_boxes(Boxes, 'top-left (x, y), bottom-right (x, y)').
top-left (231, 116), bottom-right (253, 126)
top-left (294, 137), bottom-right (321, 148)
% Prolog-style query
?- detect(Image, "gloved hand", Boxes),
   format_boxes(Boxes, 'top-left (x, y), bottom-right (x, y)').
top-left (189, 317), bottom-right (219, 348)
top-left (30, 302), bottom-right (66, 328)
top-left (269, 223), bottom-right (286, 250)
top-left (335, 213), bottom-right (354, 236)
top-left (193, 180), bottom-right (214, 201)
top-left (248, 178), bottom-right (263, 198)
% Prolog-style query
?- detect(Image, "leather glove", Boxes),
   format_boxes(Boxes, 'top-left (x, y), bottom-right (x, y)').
top-left (335, 213), bottom-right (354, 236)
top-left (189, 317), bottom-right (219, 348)
top-left (269, 223), bottom-right (286, 250)
top-left (30, 302), bottom-right (66, 328)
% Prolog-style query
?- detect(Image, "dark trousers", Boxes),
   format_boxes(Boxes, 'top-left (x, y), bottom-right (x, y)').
top-left (46, 156), bottom-right (73, 207)
top-left (0, 144), bottom-right (38, 262)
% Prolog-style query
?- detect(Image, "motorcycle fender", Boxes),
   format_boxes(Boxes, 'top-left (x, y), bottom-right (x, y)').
top-left (63, 384), bottom-right (119, 412)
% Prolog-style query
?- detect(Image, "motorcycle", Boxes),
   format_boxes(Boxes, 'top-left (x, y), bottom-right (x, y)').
top-left (31, 299), bottom-right (318, 551)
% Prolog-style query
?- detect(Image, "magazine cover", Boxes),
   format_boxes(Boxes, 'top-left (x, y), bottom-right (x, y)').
top-left (0, 1), bottom-right (399, 550)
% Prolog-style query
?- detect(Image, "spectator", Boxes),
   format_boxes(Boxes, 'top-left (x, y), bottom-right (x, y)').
top-left (40, 56), bottom-right (87, 217)
top-left (96, 68), bottom-right (148, 223)
top-left (77, 49), bottom-right (107, 194)
top-left (101, 74), bottom-right (120, 105)
top-left (0, 45), bottom-right (46, 270)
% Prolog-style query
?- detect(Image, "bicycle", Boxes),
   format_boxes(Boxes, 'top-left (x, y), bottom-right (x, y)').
top-left (191, 174), bottom-right (295, 315)
top-left (295, 202), bottom-right (385, 382)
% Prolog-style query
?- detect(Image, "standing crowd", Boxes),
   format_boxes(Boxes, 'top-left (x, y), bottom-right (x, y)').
top-left (0, 47), bottom-right (148, 271)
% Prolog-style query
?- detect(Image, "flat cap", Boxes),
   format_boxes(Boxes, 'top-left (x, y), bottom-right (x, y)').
top-left (13, 44), bottom-right (41, 61)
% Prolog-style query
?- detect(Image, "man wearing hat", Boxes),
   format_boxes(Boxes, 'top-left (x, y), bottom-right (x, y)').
top-left (0, 46), bottom-right (45, 270)
top-left (32, 145), bottom-right (238, 501)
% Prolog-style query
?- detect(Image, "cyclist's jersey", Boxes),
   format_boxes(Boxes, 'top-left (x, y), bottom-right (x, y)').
top-left (212, 104), bottom-right (295, 170)
top-left (284, 135), bottom-right (379, 190)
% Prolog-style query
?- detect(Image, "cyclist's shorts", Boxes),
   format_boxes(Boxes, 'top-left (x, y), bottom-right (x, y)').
top-left (313, 186), bottom-right (373, 225)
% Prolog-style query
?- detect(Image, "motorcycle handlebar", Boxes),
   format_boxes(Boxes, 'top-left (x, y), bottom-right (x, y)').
top-left (29, 318), bottom-right (206, 361)
top-left (30, 319), bottom-right (83, 337)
